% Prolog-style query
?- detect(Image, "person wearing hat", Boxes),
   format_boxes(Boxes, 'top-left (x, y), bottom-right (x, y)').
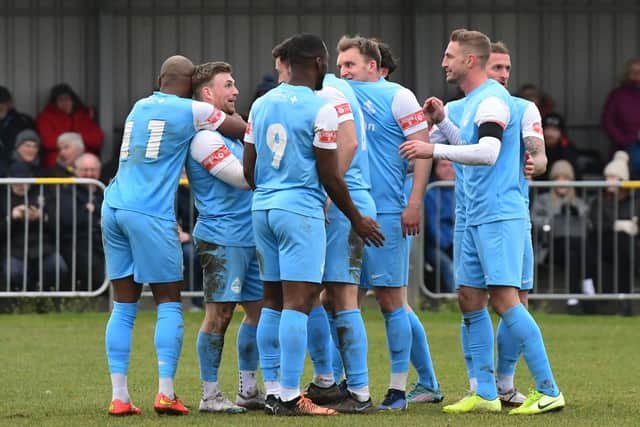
top-left (0, 86), bottom-right (36, 175)
top-left (11, 129), bottom-right (46, 175)
top-left (532, 160), bottom-right (590, 304)
top-left (538, 112), bottom-right (581, 180)
top-left (36, 83), bottom-right (104, 169)
top-left (583, 151), bottom-right (639, 312)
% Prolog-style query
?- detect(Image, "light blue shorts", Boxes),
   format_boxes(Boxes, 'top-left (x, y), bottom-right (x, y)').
top-left (521, 222), bottom-right (534, 291)
top-left (360, 213), bottom-right (408, 289)
top-left (194, 239), bottom-right (262, 303)
top-left (323, 190), bottom-right (376, 285)
top-left (101, 204), bottom-right (182, 283)
top-left (458, 219), bottom-right (526, 289)
top-left (252, 209), bottom-right (326, 284)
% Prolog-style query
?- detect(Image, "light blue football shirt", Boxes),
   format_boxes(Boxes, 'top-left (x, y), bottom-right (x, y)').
top-left (104, 91), bottom-right (225, 220)
top-left (246, 83), bottom-right (338, 219)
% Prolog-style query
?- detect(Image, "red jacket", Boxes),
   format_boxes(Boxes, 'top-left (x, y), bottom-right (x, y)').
top-left (36, 104), bottom-right (105, 168)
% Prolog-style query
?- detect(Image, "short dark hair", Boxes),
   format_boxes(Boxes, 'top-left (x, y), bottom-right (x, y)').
top-left (337, 35), bottom-right (381, 68)
top-left (0, 86), bottom-right (12, 104)
top-left (192, 61), bottom-right (233, 100)
top-left (371, 38), bottom-right (397, 76)
top-left (491, 41), bottom-right (510, 55)
top-left (450, 28), bottom-right (491, 66)
top-left (48, 83), bottom-right (83, 110)
top-left (272, 36), bottom-right (293, 62)
top-left (286, 33), bottom-right (327, 66)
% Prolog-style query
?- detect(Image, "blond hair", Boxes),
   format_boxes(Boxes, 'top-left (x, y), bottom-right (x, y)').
top-left (450, 28), bottom-right (491, 66)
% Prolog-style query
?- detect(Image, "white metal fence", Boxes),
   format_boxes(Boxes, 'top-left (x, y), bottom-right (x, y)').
top-left (418, 180), bottom-right (640, 301)
top-left (0, 177), bottom-right (109, 298)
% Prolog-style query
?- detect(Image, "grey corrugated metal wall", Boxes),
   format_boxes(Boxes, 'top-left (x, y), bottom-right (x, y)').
top-left (1, 0), bottom-right (639, 160)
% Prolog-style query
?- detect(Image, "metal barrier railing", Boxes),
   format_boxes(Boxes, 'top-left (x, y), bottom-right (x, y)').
top-left (0, 177), bottom-right (109, 298)
top-left (417, 180), bottom-right (640, 300)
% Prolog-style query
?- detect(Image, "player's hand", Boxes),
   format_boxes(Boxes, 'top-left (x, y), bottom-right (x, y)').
top-left (353, 216), bottom-right (384, 247)
top-left (523, 152), bottom-right (535, 180)
top-left (399, 140), bottom-right (434, 160)
top-left (423, 97), bottom-right (445, 124)
top-left (401, 204), bottom-right (421, 237)
top-left (324, 198), bottom-right (332, 225)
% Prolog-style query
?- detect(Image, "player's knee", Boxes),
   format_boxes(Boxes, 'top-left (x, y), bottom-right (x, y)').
top-left (374, 287), bottom-right (403, 312)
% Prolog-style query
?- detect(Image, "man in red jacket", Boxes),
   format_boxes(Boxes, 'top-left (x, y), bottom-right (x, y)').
top-left (36, 83), bottom-right (104, 168)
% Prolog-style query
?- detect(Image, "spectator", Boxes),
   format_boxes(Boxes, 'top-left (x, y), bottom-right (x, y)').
top-left (516, 83), bottom-right (555, 118)
top-left (602, 58), bottom-right (640, 178)
top-left (250, 73), bottom-right (278, 105)
top-left (602, 58), bottom-right (640, 153)
top-left (424, 159), bottom-right (455, 293)
top-left (531, 160), bottom-right (589, 303)
top-left (11, 130), bottom-right (45, 176)
top-left (0, 161), bottom-right (68, 291)
top-left (36, 83), bottom-right (104, 168)
top-left (537, 112), bottom-right (581, 180)
top-left (49, 132), bottom-right (85, 177)
top-left (585, 151), bottom-right (639, 305)
top-left (58, 153), bottom-right (104, 291)
top-left (0, 86), bottom-right (36, 175)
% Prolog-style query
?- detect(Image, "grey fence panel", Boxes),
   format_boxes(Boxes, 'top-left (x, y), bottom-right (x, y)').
top-left (418, 180), bottom-right (640, 301)
top-left (0, 178), bottom-right (109, 298)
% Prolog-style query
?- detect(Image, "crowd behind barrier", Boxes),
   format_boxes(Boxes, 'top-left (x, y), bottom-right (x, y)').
top-left (421, 180), bottom-right (640, 305)
top-left (0, 177), bottom-right (108, 297)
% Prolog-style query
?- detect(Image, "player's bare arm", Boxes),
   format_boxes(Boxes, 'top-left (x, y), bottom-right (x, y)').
top-left (218, 113), bottom-right (248, 140)
top-left (402, 128), bottom-right (431, 237)
top-left (242, 142), bottom-right (257, 190)
top-left (524, 135), bottom-right (547, 176)
top-left (315, 147), bottom-right (384, 247)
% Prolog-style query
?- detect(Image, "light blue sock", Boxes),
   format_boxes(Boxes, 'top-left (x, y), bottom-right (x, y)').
top-left (197, 330), bottom-right (223, 382)
top-left (257, 308), bottom-right (281, 383)
top-left (497, 318), bottom-right (519, 377)
top-left (105, 301), bottom-right (138, 374)
top-left (335, 309), bottom-right (368, 390)
top-left (501, 304), bottom-right (559, 397)
top-left (279, 309), bottom-right (308, 391)
top-left (237, 322), bottom-right (259, 371)
top-left (155, 302), bottom-right (184, 379)
top-left (383, 307), bottom-right (411, 374)
top-left (460, 318), bottom-right (474, 382)
top-left (463, 308), bottom-right (496, 400)
top-left (408, 310), bottom-right (439, 391)
top-left (307, 305), bottom-right (333, 376)
top-left (327, 312), bottom-right (344, 383)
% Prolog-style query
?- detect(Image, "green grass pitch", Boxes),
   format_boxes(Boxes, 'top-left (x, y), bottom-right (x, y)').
top-left (0, 307), bottom-right (638, 426)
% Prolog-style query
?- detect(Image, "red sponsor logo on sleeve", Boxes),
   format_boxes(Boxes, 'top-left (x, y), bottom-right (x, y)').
top-left (335, 102), bottom-right (352, 117)
top-left (207, 109), bottom-right (223, 124)
top-left (202, 145), bottom-right (231, 170)
top-left (399, 110), bottom-right (426, 130)
top-left (318, 130), bottom-right (338, 143)
top-left (245, 121), bottom-right (252, 136)
top-left (532, 122), bottom-right (543, 134)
